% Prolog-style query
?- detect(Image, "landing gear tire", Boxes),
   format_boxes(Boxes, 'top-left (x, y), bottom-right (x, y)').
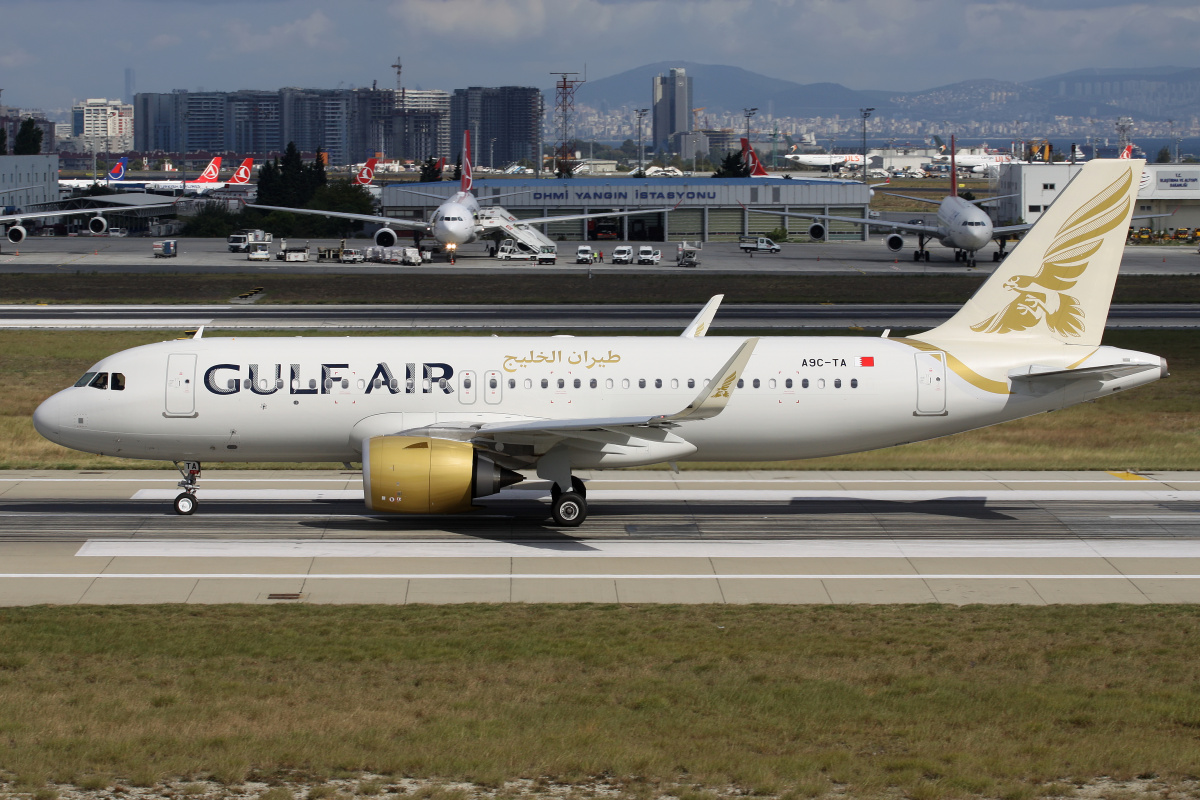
top-left (912, 250), bottom-right (922, 261)
top-left (174, 492), bottom-right (197, 516)
top-left (552, 491), bottom-right (587, 527)
top-left (923, 251), bottom-right (931, 262)
top-left (992, 251), bottom-right (1001, 262)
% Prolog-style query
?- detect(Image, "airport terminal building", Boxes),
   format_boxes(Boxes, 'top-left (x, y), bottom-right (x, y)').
top-left (380, 177), bottom-right (872, 242)
top-left (996, 162), bottom-right (1200, 231)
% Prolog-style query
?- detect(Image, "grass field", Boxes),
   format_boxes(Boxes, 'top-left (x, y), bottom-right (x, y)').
top-left (1, 605), bottom-right (1199, 799)
top-left (2, 328), bottom-right (1197, 471)
top-left (5, 273), bottom-right (1200, 306)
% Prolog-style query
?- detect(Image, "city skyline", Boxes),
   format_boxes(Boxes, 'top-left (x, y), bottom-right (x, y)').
top-left (3, 0), bottom-right (1200, 115)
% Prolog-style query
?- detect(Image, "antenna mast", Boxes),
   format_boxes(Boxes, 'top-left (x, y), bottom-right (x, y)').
top-left (551, 71), bottom-right (585, 176)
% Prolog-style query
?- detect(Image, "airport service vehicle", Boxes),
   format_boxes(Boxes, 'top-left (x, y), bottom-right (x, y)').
top-left (739, 236), bottom-right (781, 254)
top-left (276, 240), bottom-right (309, 262)
top-left (400, 247), bottom-right (423, 265)
top-left (576, 245), bottom-right (594, 263)
top-left (152, 240), bottom-right (177, 258)
top-left (537, 245), bottom-right (557, 265)
top-left (611, 246), bottom-right (634, 264)
top-left (106, 228), bottom-right (127, 238)
top-left (250, 131), bottom-right (668, 255)
top-left (340, 248), bottom-right (365, 264)
top-left (34, 160), bottom-right (1166, 527)
top-left (636, 245), bottom-right (656, 264)
top-left (227, 229), bottom-right (273, 253)
top-left (247, 242), bottom-right (271, 261)
top-left (497, 239), bottom-right (538, 261)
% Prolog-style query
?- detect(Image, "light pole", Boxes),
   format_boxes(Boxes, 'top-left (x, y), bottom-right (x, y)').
top-left (490, 137), bottom-right (496, 170)
top-left (859, 107), bottom-right (874, 178)
top-left (743, 107), bottom-right (757, 144)
top-left (635, 108), bottom-right (648, 175)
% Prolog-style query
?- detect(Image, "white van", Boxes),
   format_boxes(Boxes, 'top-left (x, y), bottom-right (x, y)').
top-left (575, 245), bottom-right (594, 264)
top-left (636, 245), bottom-right (655, 264)
top-left (611, 245), bottom-right (634, 264)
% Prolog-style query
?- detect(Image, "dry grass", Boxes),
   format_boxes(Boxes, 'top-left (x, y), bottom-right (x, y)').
top-left (2, 606), bottom-right (1200, 798)
top-left (1, 329), bottom-right (1197, 471)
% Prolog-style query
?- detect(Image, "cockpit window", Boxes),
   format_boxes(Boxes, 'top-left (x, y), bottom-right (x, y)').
top-left (111, 373), bottom-right (125, 391)
top-left (74, 372), bottom-right (97, 387)
top-left (88, 372), bottom-right (109, 390)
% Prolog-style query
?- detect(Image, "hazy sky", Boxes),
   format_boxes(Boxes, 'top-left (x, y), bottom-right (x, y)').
top-left (4, 0), bottom-right (1199, 114)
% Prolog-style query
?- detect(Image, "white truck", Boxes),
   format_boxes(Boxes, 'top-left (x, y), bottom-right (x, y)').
top-left (739, 236), bottom-right (781, 254)
top-left (247, 241), bottom-right (271, 261)
top-left (497, 240), bottom-right (537, 261)
top-left (536, 245), bottom-right (557, 265)
top-left (340, 248), bottom-right (365, 263)
top-left (228, 229), bottom-right (273, 253)
top-left (611, 245), bottom-right (634, 264)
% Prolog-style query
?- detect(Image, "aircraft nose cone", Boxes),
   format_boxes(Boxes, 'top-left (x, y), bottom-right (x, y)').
top-left (32, 393), bottom-right (62, 441)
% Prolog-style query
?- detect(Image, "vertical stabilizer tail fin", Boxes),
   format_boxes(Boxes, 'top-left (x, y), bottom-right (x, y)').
top-left (107, 158), bottom-right (128, 181)
top-left (355, 158), bottom-right (377, 185)
top-left (917, 160), bottom-right (1142, 350)
top-left (230, 158), bottom-right (254, 184)
top-left (461, 130), bottom-right (473, 192)
top-left (741, 138), bottom-right (770, 177)
top-left (194, 157), bottom-right (222, 183)
top-left (1119, 145), bottom-right (1132, 159)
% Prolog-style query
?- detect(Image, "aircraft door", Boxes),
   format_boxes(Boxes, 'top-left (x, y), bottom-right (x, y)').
top-left (483, 370), bottom-right (503, 404)
top-left (165, 353), bottom-right (198, 416)
top-left (914, 352), bottom-right (947, 416)
top-left (459, 370), bottom-right (477, 405)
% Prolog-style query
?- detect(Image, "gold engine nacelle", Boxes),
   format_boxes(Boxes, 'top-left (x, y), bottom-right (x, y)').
top-left (362, 436), bottom-right (524, 514)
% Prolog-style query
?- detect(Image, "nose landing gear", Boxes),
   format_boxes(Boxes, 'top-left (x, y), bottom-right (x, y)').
top-left (173, 460), bottom-right (200, 515)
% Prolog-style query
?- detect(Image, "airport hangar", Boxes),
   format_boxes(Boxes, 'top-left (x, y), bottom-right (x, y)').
top-left (379, 177), bottom-right (872, 243)
top-left (996, 162), bottom-right (1200, 232)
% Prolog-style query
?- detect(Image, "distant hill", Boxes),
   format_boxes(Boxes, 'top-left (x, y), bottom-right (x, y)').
top-left (569, 62), bottom-right (1200, 122)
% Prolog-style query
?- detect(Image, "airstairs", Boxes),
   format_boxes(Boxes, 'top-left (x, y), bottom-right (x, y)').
top-left (478, 205), bottom-right (557, 253)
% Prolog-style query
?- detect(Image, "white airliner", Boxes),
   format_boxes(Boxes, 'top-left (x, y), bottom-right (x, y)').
top-left (34, 159), bottom-right (1166, 527)
top-left (58, 157), bottom-right (250, 194)
top-left (929, 137), bottom-right (1026, 174)
top-left (249, 131), bottom-right (669, 252)
top-left (59, 158), bottom-right (131, 189)
top-left (784, 148), bottom-right (865, 171)
top-left (1, 196), bottom-right (178, 242)
top-left (743, 139), bottom-right (887, 189)
top-left (750, 144), bottom-right (1022, 266)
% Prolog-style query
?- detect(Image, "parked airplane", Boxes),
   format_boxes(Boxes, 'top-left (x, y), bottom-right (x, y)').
top-left (33, 159), bottom-right (1165, 527)
top-left (353, 158), bottom-right (379, 185)
top-left (249, 131), bottom-right (669, 252)
top-left (744, 139), bottom-right (886, 188)
top-left (1, 196), bottom-right (178, 242)
top-left (930, 136), bottom-right (1025, 173)
top-left (136, 156), bottom-right (226, 192)
top-left (58, 158), bottom-right (130, 189)
top-left (751, 139), bottom-right (1021, 266)
top-left (784, 148), bottom-right (866, 171)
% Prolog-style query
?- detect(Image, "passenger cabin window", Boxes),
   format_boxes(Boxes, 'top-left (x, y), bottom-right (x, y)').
top-left (785, 378), bottom-right (793, 389)
top-left (687, 379), bottom-right (695, 389)
top-left (737, 379), bottom-right (744, 389)
top-left (638, 379), bottom-right (646, 389)
top-left (752, 379), bottom-right (760, 389)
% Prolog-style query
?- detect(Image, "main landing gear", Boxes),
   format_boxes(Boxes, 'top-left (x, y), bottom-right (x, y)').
top-left (173, 460), bottom-right (200, 515)
top-left (993, 237), bottom-right (1011, 261)
top-left (550, 476), bottom-right (588, 527)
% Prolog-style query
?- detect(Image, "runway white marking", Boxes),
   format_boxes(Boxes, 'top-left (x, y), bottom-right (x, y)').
top-left (4, 573), bottom-right (1200, 581)
top-left (75, 538), bottom-right (1200, 559)
top-left (2, 477), bottom-right (1198, 484)
top-left (129, 488), bottom-right (1200, 502)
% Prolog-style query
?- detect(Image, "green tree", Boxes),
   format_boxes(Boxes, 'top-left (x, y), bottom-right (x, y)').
top-left (711, 151), bottom-right (750, 178)
top-left (181, 204), bottom-right (240, 237)
top-left (300, 182), bottom-right (375, 237)
top-left (278, 142), bottom-right (307, 207)
top-left (12, 118), bottom-right (43, 155)
top-left (304, 148), bottom-right (328, 200)
top-left (256, 159), bottom-right (281, 206)
top-left (418, 157), bottom-right (442, 182)
top-left (1156, 146), bottom-right (1172, 163)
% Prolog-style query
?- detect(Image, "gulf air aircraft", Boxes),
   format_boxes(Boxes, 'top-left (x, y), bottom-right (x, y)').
top-left (34, 159), bottom-right (1166, 526)
top-left (249, 131), bottom-right (669, 252)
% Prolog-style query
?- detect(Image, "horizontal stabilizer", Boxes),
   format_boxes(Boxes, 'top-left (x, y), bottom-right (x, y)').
top-left (1008, 362), bottom-right (1162, 385)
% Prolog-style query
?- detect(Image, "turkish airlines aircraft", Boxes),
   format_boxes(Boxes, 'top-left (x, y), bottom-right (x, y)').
top-left (249, 131), bottom-right (669, 252)
top-left (34, 159), bottom-right (1165, 526)
top-left (751, 139), bottom-right (1025, 266)
top-left (137, 156), bottom-right (226, 192)
top-left (353, 158), bottom-right (379, 185)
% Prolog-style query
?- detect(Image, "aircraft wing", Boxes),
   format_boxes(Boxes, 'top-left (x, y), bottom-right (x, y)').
top-left (246, 204), bottom-right (432, 231)
top-left (398, 339), bottom-right (759, 450)
top-left (0, 204), bottom-right (178, 224)
top-left (745, 207), bottom-right (939, 234)
top-left (511, 207), bottom-right (674, 226)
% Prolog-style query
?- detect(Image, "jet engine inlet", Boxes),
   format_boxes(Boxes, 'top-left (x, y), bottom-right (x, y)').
top-left (808, 223), bottom-right (826, 241)
top-left (374, 227), bottom-right (398, 248)
top-left (6, 225), bottom-right (26, 244)
top-left (362, 435), bottom-right (524, 514)
top-left (885, 233), bottom-right (905, 252)
top-left (88, 216), bottom-right (108, 235)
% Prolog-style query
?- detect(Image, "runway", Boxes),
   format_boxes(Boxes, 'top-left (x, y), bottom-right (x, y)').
top-left (3, 470), bottom-right (1200, 605)
top-left (2, 302), bottom-right (1198, 330)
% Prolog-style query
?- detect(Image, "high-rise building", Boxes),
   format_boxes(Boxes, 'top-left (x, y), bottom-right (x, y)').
top-left (450, 87), bottom-right (543, 169)
top-left (652, 67), bottom-right (692, 155)
top-left (71, 98), bottom-right (134, 153)
top-left (395, 89), bottom-right (450, 163)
